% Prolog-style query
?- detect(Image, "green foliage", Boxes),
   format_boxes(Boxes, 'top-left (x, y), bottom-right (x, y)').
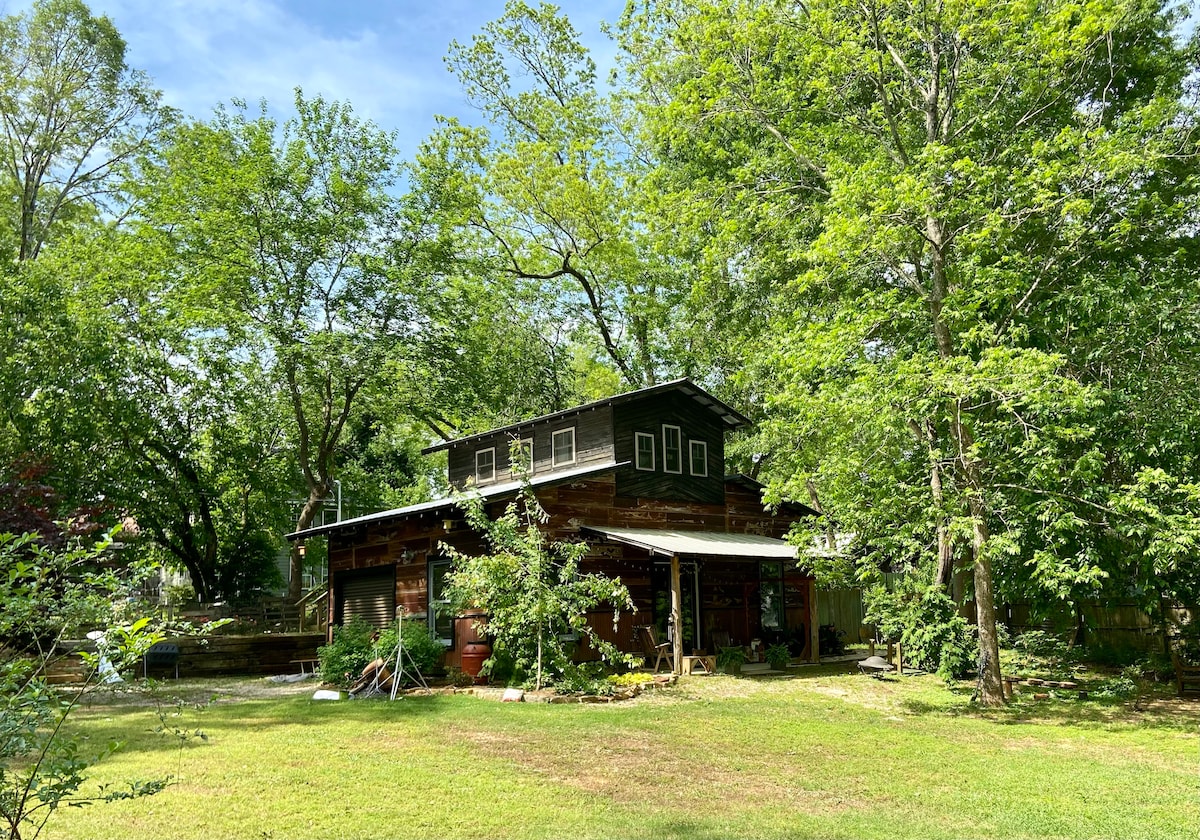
top-left (317, 618), bottom-right (445, 689)
top-left (553, 662), bottom-right (614, 696)
top-left (316, 617), bottom-right (378, 689)
top-left (0, 529), bottom-right (167, 840)
top-left (376, 620), bottom-right (446, 680)
top-left (716, 645), bottom-right (747, 673)
top-left (764, 643), bottom-right (791, 671)
top-left (442, 464), bottom-right (635, 690)
top-left (864, 579), bottom-right (976, 682)
top-left (618, 0), bottom-right (1200, 705)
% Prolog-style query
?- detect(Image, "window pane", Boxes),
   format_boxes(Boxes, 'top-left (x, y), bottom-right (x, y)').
top-left (663, 425), bottom-right (682, 473)
top-left (635, 432), bottom-right (655, 471)
top-left (689, 440), bottom-right (707, 476)
top-left (552, 428), bottom-right (575, 465)
top-left (475, 448), bottom-right (495, 482)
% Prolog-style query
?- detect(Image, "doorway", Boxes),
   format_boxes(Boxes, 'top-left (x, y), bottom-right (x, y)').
top-left (652, 560), bottom-right (700, 653)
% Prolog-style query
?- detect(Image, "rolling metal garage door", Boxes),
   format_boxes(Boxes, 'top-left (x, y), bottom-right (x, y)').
top-left (336, 567), bottom-right (395, 629)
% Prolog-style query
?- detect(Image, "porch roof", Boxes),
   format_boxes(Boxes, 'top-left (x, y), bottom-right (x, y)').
top-left (579, 526), bottom-right (799, 561)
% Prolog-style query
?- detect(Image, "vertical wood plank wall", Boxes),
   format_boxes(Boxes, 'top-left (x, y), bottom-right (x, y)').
top-left (326, 474), bottom-right (814, 662)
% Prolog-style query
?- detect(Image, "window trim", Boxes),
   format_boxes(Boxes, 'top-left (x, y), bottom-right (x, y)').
top-left (634, 431), bottom-right (656, 472)
top-left (517, 437), bottom-right (534, 474)
top-left (662, 424), bottom-right (683, 474)
top-left (689, 439), bottom-right (708, 477)
top-left (475, 447), bottom-right (496, 483)
top-left (551, 427), bottom-right (576, 467)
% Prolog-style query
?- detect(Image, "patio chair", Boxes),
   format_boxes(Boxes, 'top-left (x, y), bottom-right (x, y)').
top-left (143, 642), bottom-right (180, 679)
top-left (634, 625), bottom-right (672, 674)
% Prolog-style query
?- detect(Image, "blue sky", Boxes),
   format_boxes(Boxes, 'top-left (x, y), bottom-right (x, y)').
top-left (1, 0), bottom-right (627, 158)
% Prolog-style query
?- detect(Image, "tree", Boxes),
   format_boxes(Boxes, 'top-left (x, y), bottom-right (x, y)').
top-left (419, 1), bottom-right (687, 389)
top-left (135, 92), bottom-right (421, 598)
top-left (0, 530), bottom-right (167, 840)
top-left (442, 459), bottom-right (634, 690)
top-left (620, 0), bottom-right (1200, 703)
top-left (0, 0), bottom-right (166, 263)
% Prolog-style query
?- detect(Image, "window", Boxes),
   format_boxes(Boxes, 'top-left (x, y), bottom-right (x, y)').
top-left (475, 447), bottom-right (495, 483)
top-left (428, 559), bottom-right (454, 647)
top-left (552, 427), bottom-right (576, 467)
top-left (689, 439), bottom-right (708, 477)
top-left (662, 425), bottom-right (682, 474)
top-left (517, 437), bottom-right (534, 473)
top-left (635, 432), bottom-right (655, 471)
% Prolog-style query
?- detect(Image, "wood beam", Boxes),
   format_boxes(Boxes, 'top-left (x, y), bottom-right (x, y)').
top-left (670, 553), bottom-right (683, 675)
top-left (808, 578), bottom-right (819, 663)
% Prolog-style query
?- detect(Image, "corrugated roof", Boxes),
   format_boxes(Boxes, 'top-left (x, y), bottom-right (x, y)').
top-left (421, 378), bottom-right (751, 455)
top-left (579, 525), bottom-right (799, 560)
top-left (286, 461), bottom-right (626, 541)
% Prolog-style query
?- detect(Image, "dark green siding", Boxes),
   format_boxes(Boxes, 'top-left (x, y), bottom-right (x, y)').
top-left (613, 392), bottom-right (726, 504)
top-left (446, 405), bottom-right (614, 488)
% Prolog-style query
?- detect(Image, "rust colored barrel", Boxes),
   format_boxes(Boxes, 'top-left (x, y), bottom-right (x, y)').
top-left (460, 641), bottom-right (492, 684)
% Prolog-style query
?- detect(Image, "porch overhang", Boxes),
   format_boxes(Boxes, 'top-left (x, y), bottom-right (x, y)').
top-left (579, 526), bottom-right (799, 561)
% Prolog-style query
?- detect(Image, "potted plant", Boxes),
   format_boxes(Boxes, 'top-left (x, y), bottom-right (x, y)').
top-left (765, 643), bottom-right (791, 671)
top-left (716, 645), bottom-right (747, 675)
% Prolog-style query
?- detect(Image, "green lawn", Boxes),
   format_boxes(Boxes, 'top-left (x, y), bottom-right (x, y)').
top-left (43, 668), bottom-right (1199, 840)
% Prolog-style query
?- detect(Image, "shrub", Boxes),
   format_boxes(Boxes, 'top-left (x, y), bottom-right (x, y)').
top-left (316, 617), bottom-right (377, 688)
top-left (318, 618), bottom-right (446, 689)
top-left (377, 620), bottom-right (445, 679)
top-left (864, 581), bottom-right (975, 681)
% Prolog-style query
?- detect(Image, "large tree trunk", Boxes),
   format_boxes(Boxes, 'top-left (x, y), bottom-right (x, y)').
top-left (954, 406), bottom-right (1006, 705)
top-left (289, 491), bottom-right (328, 600)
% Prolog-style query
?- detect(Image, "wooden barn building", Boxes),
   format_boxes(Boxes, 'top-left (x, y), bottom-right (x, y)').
top-left (287, 379), bottom-right (818, 673)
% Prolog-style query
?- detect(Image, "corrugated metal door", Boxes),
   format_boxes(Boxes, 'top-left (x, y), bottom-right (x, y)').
top-left (336, 567), bottom-right (395, 630)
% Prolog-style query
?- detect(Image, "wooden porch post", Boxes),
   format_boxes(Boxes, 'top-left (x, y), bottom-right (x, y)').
top-left (807, 578), bottom-right (819, 663)
top-left (670, 553), bottom-right (683, 675)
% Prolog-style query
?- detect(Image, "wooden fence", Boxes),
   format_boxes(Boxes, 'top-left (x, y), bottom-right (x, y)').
top-left (820, 585), bottom-right (1192, 652)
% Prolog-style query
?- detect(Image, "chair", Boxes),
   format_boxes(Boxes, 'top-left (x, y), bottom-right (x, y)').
top-left (143, 642), bottom-right (180, 679)
top-left (710, 629), bottom-right (732, 653)
top-left (634, 625), bottom-right (672, 674)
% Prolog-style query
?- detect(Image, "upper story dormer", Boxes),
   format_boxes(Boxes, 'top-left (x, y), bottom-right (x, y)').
top-left (421, 379), bottom-right (751, 505)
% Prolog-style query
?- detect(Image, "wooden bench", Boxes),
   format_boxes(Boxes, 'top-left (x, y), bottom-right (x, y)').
top-left (1172, 652), bottom-right (1200, 696)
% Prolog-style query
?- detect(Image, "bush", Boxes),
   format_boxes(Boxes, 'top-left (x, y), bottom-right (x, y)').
top-left (864, 581), bottom-right (975, 682)
top-left (317, 618), bottom-right (377, 688)
top-left (317, 618), bottom-right (446, 689)
top-left (377, 620), bottom-right (445, 678)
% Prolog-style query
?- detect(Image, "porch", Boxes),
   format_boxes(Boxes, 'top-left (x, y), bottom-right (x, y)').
top-left (577, 526), bottom-right (819, 674)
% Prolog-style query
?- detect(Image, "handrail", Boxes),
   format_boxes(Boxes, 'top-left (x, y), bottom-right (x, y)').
top-left (297, 581), bottom-right (329, 633)
top-left (296, 580), bottom-right (329, 609)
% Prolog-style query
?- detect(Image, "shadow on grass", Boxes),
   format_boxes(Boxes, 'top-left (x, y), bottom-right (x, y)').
top-left (899, 688), bottom-right (1200, 732)
top-left (70, 688), bottom-right (460, 758)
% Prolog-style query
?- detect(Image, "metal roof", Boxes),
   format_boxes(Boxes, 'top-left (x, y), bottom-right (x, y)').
top-left (579, 525), bottom-right (799, 560)
top-left (421, 378), bottom-right (751, 455)
top-left (286, 461), bottom-right (626, 541)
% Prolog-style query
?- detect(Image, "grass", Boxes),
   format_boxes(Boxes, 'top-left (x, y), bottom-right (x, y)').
top-left (40, 666), bottom-right (1200, 840)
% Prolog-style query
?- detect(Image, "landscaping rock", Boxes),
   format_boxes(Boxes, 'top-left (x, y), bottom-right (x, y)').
top-left (502, 688), bottom-right (525, 702)
top-left (312, 689), bottom-right (344, 701)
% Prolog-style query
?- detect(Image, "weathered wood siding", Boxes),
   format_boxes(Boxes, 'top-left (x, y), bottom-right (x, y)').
top-left (612, 392), bottom-right (725, 504)
top-left (445, 405), bottom-right (615, 489)
top-left (325, 472), bottom-right (815, 664)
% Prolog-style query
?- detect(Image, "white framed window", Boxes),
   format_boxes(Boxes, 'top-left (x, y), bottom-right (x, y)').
top-left (517, 437), bottom-right (534, 473)
top-left (475, 447), bottom-right (496, 483)
top-left (689, 439), bottom-right (708, 477)
top-left (552, 427), bottom-right (576, 467)
top-left (635, 432), bottom-right (656, 471)
top-left (662, 424), bottom-right (682, 474)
